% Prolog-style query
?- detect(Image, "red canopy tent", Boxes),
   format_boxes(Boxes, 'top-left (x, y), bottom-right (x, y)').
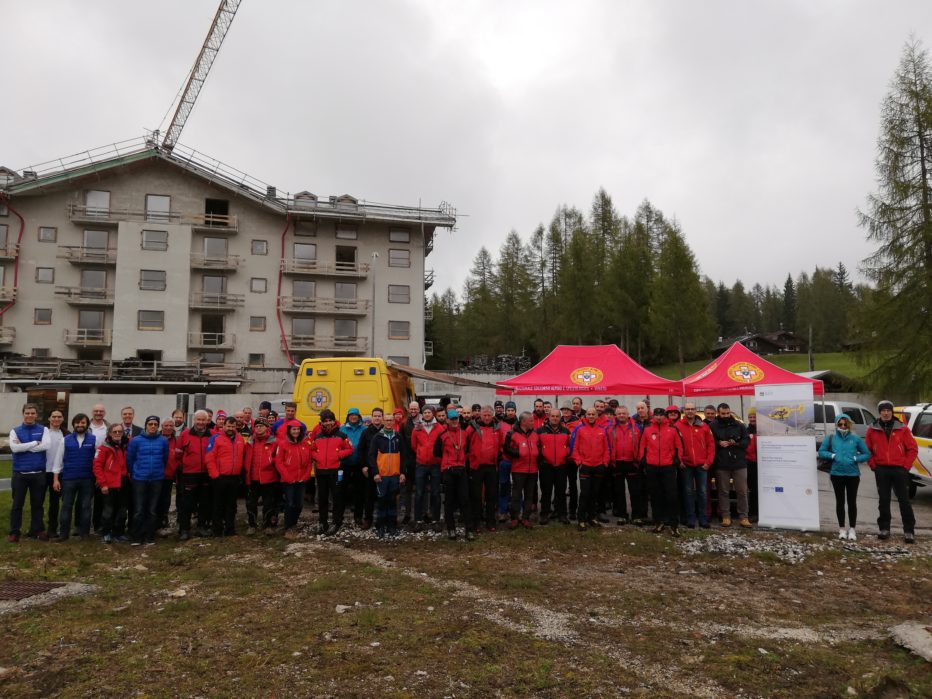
top-left (496, 345), bottom-right (682, 396)
top-left (682, 342), bottom-right (824, 396)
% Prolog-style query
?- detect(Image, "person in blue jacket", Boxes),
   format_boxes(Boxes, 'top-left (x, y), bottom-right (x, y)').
top-left (126, 416), bottom-right (169, 546)
top-left (339, 408), bottom-right (367, 526)
top-left (818, 413), bottom-right (871, 541)
top-left (52, 413), bottom-right (97, 540)
top-left (8, 403), bottom-right (52, 542)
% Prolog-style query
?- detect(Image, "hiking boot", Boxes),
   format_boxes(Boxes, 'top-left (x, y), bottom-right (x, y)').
top-left (35, 532), bottom-right (49, 542)
top-left (589, 520), bottom-right (602, 529)
top-left (317, 524), bottom-right (328, 536)
top-left (466, 531), bottom-right (476, 541)
top-left (131, 540), bottom-right (142, 547)
top-left (670, 527), bottom-right (681, 538)
top-left (560, 517), bottom-right (570, 525)
top-left (577, 522), bottom-right (588, 532)
top-left (178, 530), bottom-right (190, 542)
top-left (284, 529), bottom-right (299, 540)
top-left (196, 527), bottom-right (211, 538)
top-left (115, 535), bottom-right (130, 543)
top-left (597, 514), bottom-right (609, 524)
top-left (520, 518), bottom-right (533, 529)
top-left (413, 522), bottom-right (423, 533)
top-left (361, 520), bottom-right (372, 530)
top-left (617, 517), bottom-right (628, 526)
top-left (447, 530), bottom-right (457, 540)
top-left (7, 534), bottom-right (19, 543)
top-left (376, 527), bottom-right (386, 539)
top-left (700, 522), bottom-right (711, 529)
top-left (433, 523), bottom-right (443, 534)
top-left (653, 523), bottom-right (665, 533)
top-left (878, 529), bottom-right (891, 540)
top-left (507, 519), bottom-right (518, 530)
top-left (739, 518), bottom-right (753, 529)
top-left (326, 524), bottom-right (340, 536)
top-left (102, 534), bottom-right (113, 544)
top-left (246, 526), bottom-right (257, 536)
top-left (720, 517), bottom-right (732, 528)
top-left (904, 532), bottom-right (915, 544)
top-left (539, 515), bottom-right (549, 525)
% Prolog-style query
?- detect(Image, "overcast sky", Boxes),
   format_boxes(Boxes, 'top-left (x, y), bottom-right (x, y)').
top-left (5, 0), bottom-right (931, 296)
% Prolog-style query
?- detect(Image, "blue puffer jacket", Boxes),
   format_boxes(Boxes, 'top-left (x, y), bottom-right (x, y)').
top-left (126, 432), bottom-right (169, 481)
top-left (341, 409), bottom-right (367, 468)
top-left (60, 432), bottom-right (97, 481)
top-left (817, 414), bottom-right (871, 477)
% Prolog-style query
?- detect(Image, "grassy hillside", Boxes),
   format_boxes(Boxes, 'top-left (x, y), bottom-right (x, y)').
top-left (649, 352), bottom-right (865, 380)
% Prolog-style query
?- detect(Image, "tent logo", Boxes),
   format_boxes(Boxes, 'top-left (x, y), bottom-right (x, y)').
top-left (306, 386), bottom-right (333, 412)
top-left (571, 366), bottom-right (604, 386)
top-left (727, 362), bottom-right (765, 384)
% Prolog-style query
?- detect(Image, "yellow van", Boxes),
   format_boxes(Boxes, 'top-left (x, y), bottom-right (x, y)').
top-left (293, 357), bottom-right (416, 428)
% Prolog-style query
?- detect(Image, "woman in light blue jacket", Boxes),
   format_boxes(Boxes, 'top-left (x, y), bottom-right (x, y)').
top-left (818, 413), bottom-right (871, 541)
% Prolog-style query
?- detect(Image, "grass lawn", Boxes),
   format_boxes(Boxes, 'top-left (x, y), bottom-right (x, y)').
top-left (650, 352), bottom-right (866, 380)
top-left (0, 457), bottom-right (10, 480)
top-left (1, 493), bottom-right (931, 698)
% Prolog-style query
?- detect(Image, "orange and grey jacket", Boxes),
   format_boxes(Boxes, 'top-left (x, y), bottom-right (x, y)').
top-left (368, 429), bottom-right (402, 477)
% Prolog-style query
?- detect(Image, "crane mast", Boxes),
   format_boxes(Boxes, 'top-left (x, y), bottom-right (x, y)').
top-left (161, 0), bottom-right (242, 152)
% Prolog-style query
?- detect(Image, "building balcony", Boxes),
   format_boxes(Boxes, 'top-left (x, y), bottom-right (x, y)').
top-left (0, 327), bottom-right (15, 344)
top-left (54, 286), bottom-right (113, 306)
top-left (280, 259), bottom-right (370, 278)
top-left (187, 332), bottom-right (235, 350)
top-left (189, 291), bottom-right (245, 310)
top-left (279, 297), bottom-right (370, 315)
top-left (424, 268), bottom-right (435, 290)
top-left (424, 340), bottom-right (434, 357)
top-left (0, 287), bottom-right (16, 303)
top-left (190, 252), bottom-right (242, 270)
top-left (0, 244), bottom-right (20, 260)
top-left (57, 246), bottom-right (117, 265)
top-left (283, 335), bottom-right (368, 353)
top-left (67, 204), bottom-right (238, 232)
top-left (424, 301), bottom-right (433, 321)
top-left (64, 328), bottom-right (112, 346)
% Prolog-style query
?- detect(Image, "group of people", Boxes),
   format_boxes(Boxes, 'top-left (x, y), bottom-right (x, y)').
top-left (6, 395), bottom-right (920, 544)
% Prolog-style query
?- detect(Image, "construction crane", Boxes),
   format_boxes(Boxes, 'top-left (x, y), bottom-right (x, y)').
top-left (160, 0), bottom-right (242, 152)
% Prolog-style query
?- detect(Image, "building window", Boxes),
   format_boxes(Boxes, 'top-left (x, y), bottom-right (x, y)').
top-left (203, 237), bottom-right (228, 260)
top-left (248, 353), bottom-right (265, 367)
top-left (142, 230), bottom-right (168, 251)
top-left (0, 202), bottom-right (7, 216)
top-left (83, 229), bottom-right (109, 250)
top-left (145, 194), bottom-right (171, 223)
top-left (34, 308), bottom-right (52, 325)
top-left (0, 224), bottom-right (7, 248)
top-left (31, 348), bottom-right (50, 358)
top-left (293, 317), bottom-right (315, 336)
top-left (38, 226), bottom-right (57, 243)
top-left (388, 320), bottom-right (410, 340)
top-left (139, 269), bottom-right (167, 291)
top-left (335, 282), bottom-right (357, 300)
top-left (35, 267), bottom-right (55, 284)
top-left (294, 242), bottom-right (316, 261)
top-left (293, 280), bottom-right (315, 298)
top-left (251, 239), bottom-right (268, 255)
top-left (249, 316), bottom-right (266, 332)
top-left (388, 249), bottom-right (410, 267)
top-left (388, 284), bottom-right (411, 303)
top-left (201, 352), bottom-right (225, 363)
top-left (138, 310), bottom-right (165, 331)
top-left (335, 318), bottom-right (357, 338)
top-left (80, 269), bottom-right (107, 289)
top-left (335, 226), bottom-right (357, 240)
top-left (203, 275), bottom-right (227, 294)
top-left (85, 190), bottom-right (110, 217)
top-left (389, 229), bottom-right (410, 243)
top-left (250, 277), bottom-right (268, 293)
top-left (387, 355), bottom-right (410, 365)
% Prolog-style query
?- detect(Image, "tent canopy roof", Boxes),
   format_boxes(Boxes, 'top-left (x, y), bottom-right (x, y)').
top-left (497, 345), bottom-right (681, 396)
top-left (682, 342), bottom-right (824, 396)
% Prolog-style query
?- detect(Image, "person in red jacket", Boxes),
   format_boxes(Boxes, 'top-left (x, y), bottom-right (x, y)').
top-left (609, 406), bottom-right (643, 525)
top-left (866, 400), bottom-right (920, 543)
top-left (640, 407), bottom-right (684, 536)
top-left (93, 423), bottom-right (128, 544)
top-left (532, 399), bottom-right (548, 430)
top-left (466, 406), bottom-right (501, 533)
top-left (433, 408), bottom-right (471, 540)
top-left (309, 409), bottom-right (355, 536)
top-left (156, 419), bottom-right (178, 533)
top-left (537, 409), bottom-right (570, 525)
top-left (206, 416), bottom-right (248, 537)
top-left (245, 418), bottom-right (279, 535)
top-left (745, 409), bottom-right (759, 521)
top-left (560, 402), bottom-right (582, 520)
top-left (496, 402), bottom-right (519, 520)
top-left (503, 412), bottom-right (540, 529)
top-left (673, 404), bottom-right (715, 529)
top-left (571, 407), bottom-right (611, 531)
top-left (174, 410), bottom-right (213, 541)
top-left (276, 420), bottom-right (311, 539)
top-left (411, 405), bottom-right (445, 532)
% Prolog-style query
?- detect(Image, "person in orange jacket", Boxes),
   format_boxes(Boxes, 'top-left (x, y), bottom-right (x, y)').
top-left (275, 420), bottom-right (312, 539)
top-left (866, 400), bottom-right (920, 543)
top-left (206, 416), bottom-right (248, 537)
top-left (93, 423), bottom-right (129, 544)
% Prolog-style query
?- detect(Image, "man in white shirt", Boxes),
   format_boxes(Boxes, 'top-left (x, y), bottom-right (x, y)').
top-left (44, 410), bottom-right (66, 538)
top-left (8, 403), bottom-right (51, 542)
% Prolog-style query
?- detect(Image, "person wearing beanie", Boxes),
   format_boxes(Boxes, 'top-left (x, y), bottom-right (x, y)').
top-left (309, 409), bottom-right (354, 536)
top-left (866, 401), bottom-right (919, 543)
top-left (493, 400), bottom-right (505, 421)
top-left (357, 408), bottom-right (385, 529)
top-left (126, 416), bottom-right (169, 545)
top-left (433, 408), bottom-right (471, 539)
top-left (411, 405), bottom-right (444, 533)
top-left (205, 416), bottom-right (248, 537)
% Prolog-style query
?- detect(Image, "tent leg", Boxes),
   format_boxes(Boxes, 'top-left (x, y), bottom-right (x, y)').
top-left (740, 395), bottom-right (744, 419)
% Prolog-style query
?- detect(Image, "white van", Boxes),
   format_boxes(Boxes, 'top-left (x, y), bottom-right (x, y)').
top-left (814, 401), bottom-right (876, 443)
top-left (894, 404), bottom-right (932, 499)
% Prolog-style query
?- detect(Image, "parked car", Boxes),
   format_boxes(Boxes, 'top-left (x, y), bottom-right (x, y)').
top-left (814, 401), bottom-right (876, 445)
top-left (894, 404), bottom-right (932, 499)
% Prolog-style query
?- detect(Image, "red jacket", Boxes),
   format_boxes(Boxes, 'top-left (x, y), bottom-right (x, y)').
top-left (639, 422), bottom-right (682, 467)
top-left (162, 433), bottom-right (179, 480)
top-left (746, 433), bottom-right (757, 463)
top-left (93, 441), bottom-right (127, 489)
top-left (434, 425), bottom-right (469, 470)
top-left (175, 427), bottom-right (212, 475)
top-left (571, 423), bottom-right (610, 467)
top-left (532, 413), bottom-right (548, 430)
top-left (206, 431), bottom-right (248, 479)
top-left (608, 420), bottom-right (640, 463)
top-left (246, 435), bottom-right (279, 484)
top-left (309, 428), bottom-right (354, 472)
top-left (411, 422), bottom-right (444, 466)
top-left (465, 422), bottom-right (500, 469)
top-left (276, 431), bottom-right (312, 483)
top-left (674, 418), bottom-right (715, 468)
top-left (503, 426), bottom-right (540, 474)
top-left (536, 423), bottom-right (570, 467)
top-left (865, 420), bottom-right (919, 470)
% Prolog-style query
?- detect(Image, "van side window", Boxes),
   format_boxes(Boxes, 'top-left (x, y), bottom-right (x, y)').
top-left (815, 404), bottom-right (835, 423)
top-left (842, 408), bottom-right (865, 425)
top-left (913, 413), bottom-right (932, 439)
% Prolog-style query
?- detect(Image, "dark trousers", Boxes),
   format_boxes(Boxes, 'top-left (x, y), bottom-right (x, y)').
top-left (211, 475), bottom-right (241, 535)
top-left (259, 483), bottom-right (281, 528)
top-left (316, 471), bottom-right (344, 527)
top-left (282, 482), bottom-right (306, 530)
top-left (100, 486), bottom-right (129, 537)
top-left (10, 471), bottom-right (47, 537)
top-left (510, 471), bottom-right (537, 520)
top-left (611, 462), bottom-right (631, 517)
top-left (443, 467), bottom-right (470, 530)
top-left (59, 478), bottom-right (93, 538)
top-left (131, 479), bottom-right (162, 542)
top-left (498, 460), bottom-right (512, 515)
top-left (400, 462), bottom-right (415, 520)
top-left (469, 464), bottom-right (498, 530)
top-left (875, 466), bottom-right (915, 533)
top-left (747, 461), bottom-right (759, 519)
top-left (346, 467), bottom-right (366, 521)
top-left (45, 472), bottom-right (61, 537)
top-left (646, 465), bottom-right (679, 527)
top-left (599, 464), bottom-right (615, 513)
top-left (577, 465), bottom-right (603, 523)
top-left (156, 478), bottom-right (174, 528)
top-left (830, 475), bottom-right (860, 528)
top-left (539, 463), bottom-right (567, 519)
top-left (246, 483), bottom-right (261, 527)
top-left (177, 472), bottom-right (209, 534)
top-left (376, 475), bottom-right (401, 529)
top-left (566, 461), bottom-right (579, 517)
top-left (362, 469), bottom-right (377, 522)
top-left (93, 488), bottom-right (104, 532)
top-left (415, 463), bottom-right (442, 522)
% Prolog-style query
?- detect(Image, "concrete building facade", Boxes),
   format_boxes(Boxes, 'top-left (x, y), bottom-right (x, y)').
top-left (0, 140), bottom-right (455, 400)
